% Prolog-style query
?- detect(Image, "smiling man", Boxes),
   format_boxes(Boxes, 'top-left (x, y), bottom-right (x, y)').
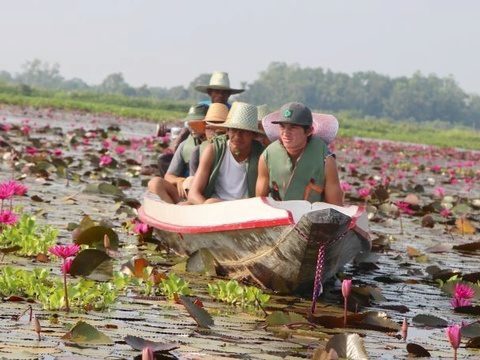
top-left (256, 102), bottom-right (343, 205)
top-left (187, 102), bottom-right (264, 204)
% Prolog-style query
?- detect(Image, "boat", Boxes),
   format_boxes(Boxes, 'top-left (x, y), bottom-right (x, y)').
top-left (138, 192), bottom-right (371, 294)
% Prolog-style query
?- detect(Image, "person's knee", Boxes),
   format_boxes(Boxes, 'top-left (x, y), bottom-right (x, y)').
top-left (148, 177), bottom-right (164, 193)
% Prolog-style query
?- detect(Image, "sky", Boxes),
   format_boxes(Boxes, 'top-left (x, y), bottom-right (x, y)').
top-left (1, 0), bottom-right (479, 94)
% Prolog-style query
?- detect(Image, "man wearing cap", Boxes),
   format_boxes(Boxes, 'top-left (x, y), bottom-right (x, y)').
top-left (188, 102), bottom-right (264, 204)
top-left (195, 71), bottom-right (244, 106)
top-left (256, 102), bottom-right (343, 205)
top-left (148, 104), bottom-right (208, 202)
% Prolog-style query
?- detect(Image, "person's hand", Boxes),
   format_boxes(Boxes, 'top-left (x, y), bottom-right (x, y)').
top-left (176, 178), bottom-right (187, 199)
top-left (204, 197), bottom-right (223, 204)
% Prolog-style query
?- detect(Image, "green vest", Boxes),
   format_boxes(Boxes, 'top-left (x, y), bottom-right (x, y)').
top-left (180, 135), bottom-right (201, 164)
top-left (204, 135), bottom-right (264, 199)
top-left (263, 138), bottom-right (327, 202)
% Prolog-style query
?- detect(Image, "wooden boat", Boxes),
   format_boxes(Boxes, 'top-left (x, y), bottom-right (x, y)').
top-left (139, 193), bottom-right (370, 294)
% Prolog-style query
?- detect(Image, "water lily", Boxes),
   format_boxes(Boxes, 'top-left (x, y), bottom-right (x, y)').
top-left (395, 201), bottom-right (415, 215)
top-left (52, 148), bottom-right (63, 157)
top-left (48, 244), bottom-right (80, 312)
top-left (342, 279), bottom-right (352, 327)
top-left (340, 181), bottom-right (352, 192)
top-left (99, 155), bottom-right (113, 167)
top-left (446, 324), bottom-right (461, 360)
top-left (454, 283), bottom-right (475, 300)
top-left (133, 221), bottom-right (149, 235)
top-left (357, 187), bottom-right (371, 199)
top-left (0, 210), bottom-right (19, 226)
top-left (433, 186), bottom-right (446, 198)
top-left (142, 347), bottom-right (154, 360)
top-left (115, 145), bottom-right (126, 155)
top-left (0, 181), bottom-right (16, 201)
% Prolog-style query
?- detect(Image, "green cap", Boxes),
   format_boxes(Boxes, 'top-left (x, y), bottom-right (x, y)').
top-left (184, 103), bottom-right (209, 122)
top-left (271, 102), bottom-right (312, 126)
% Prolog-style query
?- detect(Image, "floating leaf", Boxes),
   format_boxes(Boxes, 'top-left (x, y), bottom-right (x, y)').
top-left (453, 241), bottom-right (480, 252)
top-left (265, 311), bottom-right (307, 327)
top-left (412, 314), bottom-right (447, 328)
top-left (69, 249), bottom-right (112, 279)
top-left (178, 295), bottom-right (213, 329)
top-left (406, 343), bottom-right (431, 357)
top-left (451, 203), bottom-right (472, 216)
top-left (74, 225), bottom-right (119, 250)
top-left (98, 182), bottom-right (125, 197)
top-left (454, 217), bottom-right (476, 235)
top-left (121, 257), bottom-right (150, 278)
top-left (425, 243), bottom-right (452, 253)
top-left (326, 333), bottom-right (368, 360)
top-left (466, 337), bottom-right (480, 348)
top-left (0, 245), bottom-right (22, 254)
top-left (62, 320), bottom-right (113, 344)
top-left (124, 335), bottom-right (178, 352)
top-left (454, 305), bottom-right (480, 315)
top-left (463, 322), bottom-right (480, 338)
top-left (360, 311), bottom-right (400, 332)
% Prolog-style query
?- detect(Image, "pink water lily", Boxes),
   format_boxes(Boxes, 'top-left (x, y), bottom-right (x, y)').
top-left (48, 244), bottom-right (80, 259)
top-left (61, 257), bottom-right (74, 274)
top-left (99, 155), bottom-right (113, 167)
top-left (454, 283), bottom-right (475, 299)
top-left (433, 186), bottom-right (446, 198)
top-left (357, 187), bottom-right (371, 199)
top-left (0, 182), bottom-right (16, 200)
top-left (134, 221), bottom-right (149, 235)
top-left (342, 279), bottom-right (352, 327)
top-left (395, 201), bottom-right (415, 215)
top-left (115, 145), bottom-right (126, 155)
top-left (340, 181), bottom-right (352, 192)
top-left (446, 324), bottom-right (462, 360)
top-left (0, 210), bottom-right (19, 226)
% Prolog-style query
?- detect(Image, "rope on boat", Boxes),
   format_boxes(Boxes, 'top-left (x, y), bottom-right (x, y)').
top-left (310, 217), bottom-right (357, 314)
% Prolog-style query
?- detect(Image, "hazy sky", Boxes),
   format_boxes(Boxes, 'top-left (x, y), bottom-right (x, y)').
top-left (1, 0), bottom-right (479, 93)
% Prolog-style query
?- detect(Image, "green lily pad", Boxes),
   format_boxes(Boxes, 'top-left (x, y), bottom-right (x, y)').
top-left (412, 314), bottom-right (448, 328)
top-left (69, 249), bottom-right (112, 279)
top-left (124, 335), bottom-right (178, 352)
top-left (62, 320), bottom-right (113, 344)
top-left (74, 225), bottom-right (119, 250)
top-left (179, 295), bottom-right (213, 329)
top-left (266, 311), bottom-right (307, 326)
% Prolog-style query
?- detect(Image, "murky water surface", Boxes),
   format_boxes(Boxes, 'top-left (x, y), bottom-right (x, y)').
top-left (0, 107), bottom-right (479, 359)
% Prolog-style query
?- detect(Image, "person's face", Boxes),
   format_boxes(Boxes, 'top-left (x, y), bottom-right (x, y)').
top-left (208, 89), bottom-right (232, 104)
top-left (205, 125), bottom-right (226, 140)
top-left (227, 128), bottom-right (255, 155)
top-left (279, 123), bottom-right (312, 151)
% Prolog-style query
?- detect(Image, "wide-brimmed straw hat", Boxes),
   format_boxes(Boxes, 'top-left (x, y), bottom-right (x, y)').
top-left (262, 102), bottom-right (338, 144)
top-left (204, 103), bottom-right (228, 123)
top-left (212, 102), bottom-right (264, 134)
top-left (195, 72), bottom-right (244, 94)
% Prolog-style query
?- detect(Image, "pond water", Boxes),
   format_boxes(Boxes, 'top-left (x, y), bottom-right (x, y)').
top-left (0, 106), bottom-right (479, 359)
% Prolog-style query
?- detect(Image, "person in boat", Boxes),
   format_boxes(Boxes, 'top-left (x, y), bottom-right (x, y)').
top-left (148, 104), bottom-right (208, 202)
top-left (256, 102), bottom-right (344, 205)
top-left (188, 102), bottom-right (265, 204)
top-left (188, 103), bottom-right (229, 176)
top-left (195, 71), bottom-right (244, 107)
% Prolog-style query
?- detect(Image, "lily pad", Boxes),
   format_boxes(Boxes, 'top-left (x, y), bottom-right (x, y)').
top-left (124, 335), bottom-right (178, 352)
top-left (360, 311), bottom-right (401, 332)
top-left (266, 311), bottom-right (307, 327)
top-left (69, 249), bottom-right (112, 279)
top-left (453, 241), bottom-right (480, 252)
top-left (412, 314), bottom-right (448, 328)
top-left (62, 320), bottom-right (113, 344)
top-left (406, 343), bottom-right (431, 357)
top-left (466, 337), bottom-right (480, 348)
top-left (325, 333), bottom-right (368, 360)
top-left (74, 225), bottom-right (119, 250)
top-left (178, 295), bottom-right (213, 329)
top-left (462, 322), bottom-right (480, 338)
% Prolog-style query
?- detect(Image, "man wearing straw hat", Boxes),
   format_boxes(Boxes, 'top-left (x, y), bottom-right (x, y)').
top-left (256, 102), bottom-right (343, 205)
top-left (148, 104), bottom-right (208, 202)
top-left (188, 102), bottom-right (264, 204)
top-left (195, 71), bottom-right (244, 106)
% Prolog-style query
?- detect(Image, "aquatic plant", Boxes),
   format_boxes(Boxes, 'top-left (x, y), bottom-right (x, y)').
top-left (450, 283), bottom-right (475, 309)
top-left (342, 279), bottom-right (352, 327)
top-left (446, 324), bottom-right (462, 360)
top-left (207, 279), bottom-right (270, 310)
top-left (0, 214), bottom-right (58, 256)
top-left (48, 244), bottom-right (81, 311)
top-left (159, 273), bottom-right (191, 300)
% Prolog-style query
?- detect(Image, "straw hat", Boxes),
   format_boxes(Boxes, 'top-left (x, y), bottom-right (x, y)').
top-left (203, 103), bottom-right (228, 123)
top-left (212, 102), bottom-right (264, 134)
top-left (262, 103), bottom-right (339, 144)
top-left (195, 72), bottom-right (244, 94)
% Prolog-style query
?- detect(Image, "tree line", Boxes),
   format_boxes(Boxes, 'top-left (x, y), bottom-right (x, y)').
top-left (1, 60), bottom-right (479, 128)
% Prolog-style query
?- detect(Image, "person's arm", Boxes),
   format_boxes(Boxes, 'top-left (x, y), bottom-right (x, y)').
top-left (165, 142), bottom-right (188, 198)
top-left (187, 144), bottom-right (215, 205)
top-left (323, 156), bottom-right (344, 206)
top-left (256, 155), bottom-right (270, 197)
top-left (189, 146), bottom-right (200, 176)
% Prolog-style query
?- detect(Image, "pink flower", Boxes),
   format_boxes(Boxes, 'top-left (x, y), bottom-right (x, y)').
top-left (395, 201), bottom-right (415, 215)
top-left (347, 164), bottom-right (357, 174)
top-left (0, 182), bottom-right (16, 200)
top-left (61, 257), bottom-right (74, 274)
top-left (48, 244), bottom-right (81, 259)
top-left (446, 324), bottom-right (462, 350)
top-left (430, 165), bottom-right (442, 173)
top-left (99, 155), bottom-right (113, 167)
top-left (133, 221), bottom-right (149, 235)
top-left (1, 123), bottom-right (12, 132)
top-left (433, 187), bottom-right (445, 198)
top-left (21, 124), bottom-right (31, 136)
top-left (357, 187), bottom-right (371, 199)
top-left (0, 210), bottom-right (19, 225)
top-left (454, 283), bottom-right (475, 300)
top-left (53, 148), bottom-right (63, 157)
top-left (440, 208), bottom-right (452, 218)
top-left (342, 279), bottom-right (352, 298)
top-left (25, 146), bottom-right (38, 155)
top-left (142, 347), bottom-right (154, 360)
top-left (451, 297), bottom-right (472, 308)
top-left (102, 140), bottom-right (111, 149)
top-left (3, 180), bottom-right (28, 196)
top-left (115, 145), bottom-right (126, 155)
top-left (340, 181), bottom-right (352, 192)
